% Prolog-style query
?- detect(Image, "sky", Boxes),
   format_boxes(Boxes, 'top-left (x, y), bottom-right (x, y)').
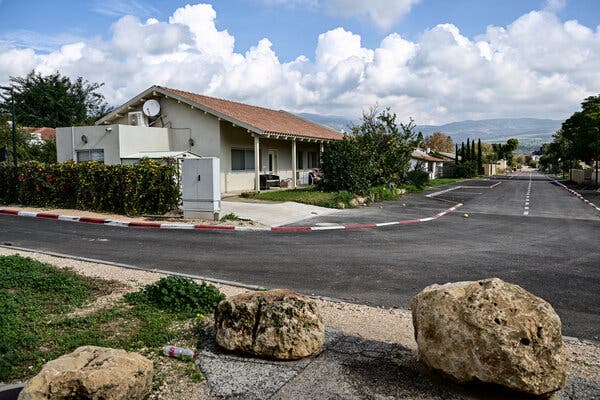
top-left (0, 0), bottom-right (599, 124)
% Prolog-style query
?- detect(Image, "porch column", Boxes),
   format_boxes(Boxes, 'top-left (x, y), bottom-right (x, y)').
top-left (319, 142), bottom-right (324, 155)
top-left (292, 139), bottom-right (297, 188)
top-left (254, 135), bottom-right (260, 191)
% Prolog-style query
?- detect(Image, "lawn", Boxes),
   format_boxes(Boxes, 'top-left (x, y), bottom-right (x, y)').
top-left (245, 186), bottom-right (340, 208)
top-left (245, 179), bottom-right (469, 207)
top-left (0, 255), bottom-right (214, 384)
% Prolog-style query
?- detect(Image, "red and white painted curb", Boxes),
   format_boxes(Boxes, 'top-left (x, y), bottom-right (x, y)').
top-left (0, 203), bottom-right (463, 232)
top-left (550, 178), bottom-right (600, 212)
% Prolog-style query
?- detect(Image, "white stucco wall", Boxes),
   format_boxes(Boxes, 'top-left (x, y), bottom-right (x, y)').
top-left (118, 125), bottom-right (169, 157)
top-left (56, 125), bottom-right (121, 164)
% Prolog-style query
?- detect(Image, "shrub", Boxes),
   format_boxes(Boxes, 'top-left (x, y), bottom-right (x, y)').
top-left (0, 158), bottom-right (179, 215)
top-left (455, 161), bottom-right (478, 178)
top-left (125, 276), bottom-right (225, 317)
top-left (368, 185), bottom-right (400, 202)
top-left (319, 139), bottom-right (372, 194)
top-left (332, 190), bottom-right (355, 207)
top-left (406, 168), bottom-right (430, 189)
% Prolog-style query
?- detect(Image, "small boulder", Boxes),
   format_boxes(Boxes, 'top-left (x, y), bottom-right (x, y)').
top-left (214, 289), bottom-right (324, 359)
top-left (411, 278), bottom-right (566, 395)
top-left (18, 346), bottom-right (153, 400)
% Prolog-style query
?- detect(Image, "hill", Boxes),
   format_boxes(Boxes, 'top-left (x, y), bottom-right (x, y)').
top-left (297, 113), bottom-right (562, 154)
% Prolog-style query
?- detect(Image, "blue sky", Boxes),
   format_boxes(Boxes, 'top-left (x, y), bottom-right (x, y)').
top-left (0, 0), bottom-right (599, 123)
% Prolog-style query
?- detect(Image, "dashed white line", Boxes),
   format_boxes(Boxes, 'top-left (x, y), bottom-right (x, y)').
top-left (524, 173), bottom-right (532, 216)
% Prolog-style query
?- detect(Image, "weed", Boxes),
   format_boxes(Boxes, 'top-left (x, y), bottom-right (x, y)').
top-left (125, 276), bottom-right (225, 317)
top-left (220, 212), bottom-right (241, 221)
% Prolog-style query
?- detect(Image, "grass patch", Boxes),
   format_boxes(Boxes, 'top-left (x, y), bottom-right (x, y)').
top-left (244, 187), bottom-right (341, 208)
top-left (427, 178), bottom-right (467, 187)
top-left (0, 255), bottom-right (222, 383)
top-left (220, 212), bottom-right (241, 221)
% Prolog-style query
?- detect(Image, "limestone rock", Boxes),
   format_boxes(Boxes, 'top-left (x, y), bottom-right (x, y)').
top-left (214, 289), bottom-right (324, 359)
top-left (411, 278), bottom-right (566, 395)
top-left (18, 346), bottom-right (153, 400)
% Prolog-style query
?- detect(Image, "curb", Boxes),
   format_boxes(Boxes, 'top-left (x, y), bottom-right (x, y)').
top-left (0, 203), bottom-right (462, 232)
top-left (549, 178), bottom-right (600, 212)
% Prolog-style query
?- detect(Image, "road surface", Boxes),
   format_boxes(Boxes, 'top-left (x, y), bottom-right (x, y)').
top-left (1, 171), bottom-right (599, 340)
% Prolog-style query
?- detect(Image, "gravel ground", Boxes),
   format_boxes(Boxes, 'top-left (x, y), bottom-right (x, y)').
top-left (1, 246), bottom-right (598, 399)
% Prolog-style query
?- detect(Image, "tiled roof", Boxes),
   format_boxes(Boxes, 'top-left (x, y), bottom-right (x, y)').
top-left (161, 87), bottom-right (343, 141)
top-left (23, 127), bottom-right (56, 140)
top-left (411, 150), bottom-right (445, 162)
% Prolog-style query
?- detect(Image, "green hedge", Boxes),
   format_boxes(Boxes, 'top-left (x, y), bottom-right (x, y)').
top-left (0, 159), bottom-right (179, 216)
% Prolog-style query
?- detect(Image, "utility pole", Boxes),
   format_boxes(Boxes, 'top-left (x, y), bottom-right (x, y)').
top-left (594, 127), bottom-right (599, 188)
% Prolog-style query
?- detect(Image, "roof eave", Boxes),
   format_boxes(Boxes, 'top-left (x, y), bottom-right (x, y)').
top-left (95, 86), bottom-right (265, 136)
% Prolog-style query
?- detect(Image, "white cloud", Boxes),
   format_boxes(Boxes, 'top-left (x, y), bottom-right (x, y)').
top-left (324, 0), bottom-right (421, 29)
top-left (1, 2), bottom-right (599, 124)
top-left (544, 0), bottom-right (566, 13)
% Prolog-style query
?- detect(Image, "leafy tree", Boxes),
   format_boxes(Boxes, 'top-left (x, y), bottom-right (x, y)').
top-left (0, 70), bottom-right (111, 127)
top-left (0, 115), bottom-right (57, 163)
top-left (560, 95), bottom-right (600, 165)
top-left (425, 132), bottom-right (454, 152)
top-left (321, 107), bottom-right (415, 193)
top-left (415, 131), bottom-right (425, 148)
top-left (471, 139), bottom-right (476, 162)
top-left (460, 142), bottom-right (465, 162)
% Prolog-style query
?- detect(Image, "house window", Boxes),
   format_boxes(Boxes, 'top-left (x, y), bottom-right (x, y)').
top-left (77, 149), bottom-right (104, 163)
top-left (231, 148), bottom-right (255, 171)
top-left (307, 151), bottom-right (318, 169)
top-left (428, 162), bottom-right (434, 172)
top-left (296, 151), bottom-right (303, 169)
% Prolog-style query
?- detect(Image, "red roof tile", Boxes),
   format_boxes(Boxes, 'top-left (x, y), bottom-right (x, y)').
top-left (161, 87), bottom-right (343, 141)
top-left (411, 151), bottom-right (445, 162)
top-left (23, 127), bottom-right (56, 140)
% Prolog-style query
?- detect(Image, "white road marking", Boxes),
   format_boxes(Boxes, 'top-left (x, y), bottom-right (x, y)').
top-left (524, 173), bottom-right (532, 216)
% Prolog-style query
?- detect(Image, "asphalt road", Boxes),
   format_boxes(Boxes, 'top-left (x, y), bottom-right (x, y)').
top-left (1, 171), bottom-right (599, 340)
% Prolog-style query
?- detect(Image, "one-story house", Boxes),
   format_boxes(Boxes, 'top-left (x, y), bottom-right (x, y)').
top-left (24, 127), bottom-right (56, 145)
top-left (410, 148), bottom-right (445, 179)
top-left (56, 86), bottom-right (343, 192)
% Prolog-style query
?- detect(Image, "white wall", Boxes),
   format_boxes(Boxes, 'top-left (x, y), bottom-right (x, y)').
top-left (56, 125), bottom-right (120, 164)
top-left (118, 125), bottom-right (169, 157)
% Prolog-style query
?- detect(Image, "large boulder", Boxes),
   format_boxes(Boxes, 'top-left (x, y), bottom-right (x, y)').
top-left (18, 346), bottom-right (153, 400)
top-left (214, 289), bottom-right (324, 359)
top-left (411, 278), bottom-right (566, 395)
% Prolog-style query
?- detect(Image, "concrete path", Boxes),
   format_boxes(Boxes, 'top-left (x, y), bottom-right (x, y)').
top-left (198, 328), bottom-right (599, 400)
top-left (221, 199), bottom-right (342, 227)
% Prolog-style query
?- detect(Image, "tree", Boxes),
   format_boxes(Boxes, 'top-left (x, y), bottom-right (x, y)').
top-left (561, 95), bottom-right (600, 165)
top-left (455, 144), bottom-right (459, 164)
top-left (471, 140), bottom-right (476, 162)
top-left (466, 139), bottom-right (471, 162)
top-left (425, 132), bottom-right (454, 152)
top-left (0, 70), bottom-right (111, 127)
top-left (477, 138), bottom-right (483, 172)
top-left (415, 131), bottom-right (425, 148)
top-left (460, 142), bottom-right (465, 162)
top-left (0, 115), bottom-right (57, 163)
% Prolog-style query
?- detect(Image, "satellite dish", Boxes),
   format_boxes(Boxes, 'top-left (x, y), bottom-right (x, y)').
top-left (142, 99), bottom-right (160, 117)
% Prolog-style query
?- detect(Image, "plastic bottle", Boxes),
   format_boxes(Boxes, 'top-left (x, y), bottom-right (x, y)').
top-left (162, 345), bottom-right (197, 359)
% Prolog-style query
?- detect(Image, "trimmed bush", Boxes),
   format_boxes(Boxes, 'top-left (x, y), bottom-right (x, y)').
top-left (0, 159), bottom-right (179, 215)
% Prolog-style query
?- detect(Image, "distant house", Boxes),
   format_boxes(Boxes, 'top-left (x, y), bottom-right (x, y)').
top-left (24, 127), bottom-right (56, 145)
top-left (56, 86), bottom-right (343, 192)
top-left (410, 148), bottom-right (445, 179)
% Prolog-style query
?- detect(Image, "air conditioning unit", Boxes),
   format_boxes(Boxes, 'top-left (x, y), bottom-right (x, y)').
top-left (128, 111), bottom-right (147, 127)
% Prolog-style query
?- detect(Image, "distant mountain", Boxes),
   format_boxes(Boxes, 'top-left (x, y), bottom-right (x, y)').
top-left (415, 118), bottom-right (563, 153)
top-left (298, 113), bottom-right (562, 154)
top-left (296, 113), bottom-right (356, 133)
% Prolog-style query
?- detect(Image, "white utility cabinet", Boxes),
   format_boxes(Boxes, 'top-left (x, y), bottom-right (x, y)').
top-left (182, 158), bottom-right (221, 220)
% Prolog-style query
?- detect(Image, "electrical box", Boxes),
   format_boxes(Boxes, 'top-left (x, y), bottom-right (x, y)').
top-left (182, 158), bottom-right (221, 220)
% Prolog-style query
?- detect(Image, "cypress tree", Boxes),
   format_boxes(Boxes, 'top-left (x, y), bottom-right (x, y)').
top-left (466, 139), bottom-right (471, 161)
top-left (460, 142), bottom-right (465, 163)
top-left (471, 140), bottom-right (476, 162)
top-left (477, 138), bottom-right (483, 171)
top-left (455, 144), bottom-right (459, 164)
